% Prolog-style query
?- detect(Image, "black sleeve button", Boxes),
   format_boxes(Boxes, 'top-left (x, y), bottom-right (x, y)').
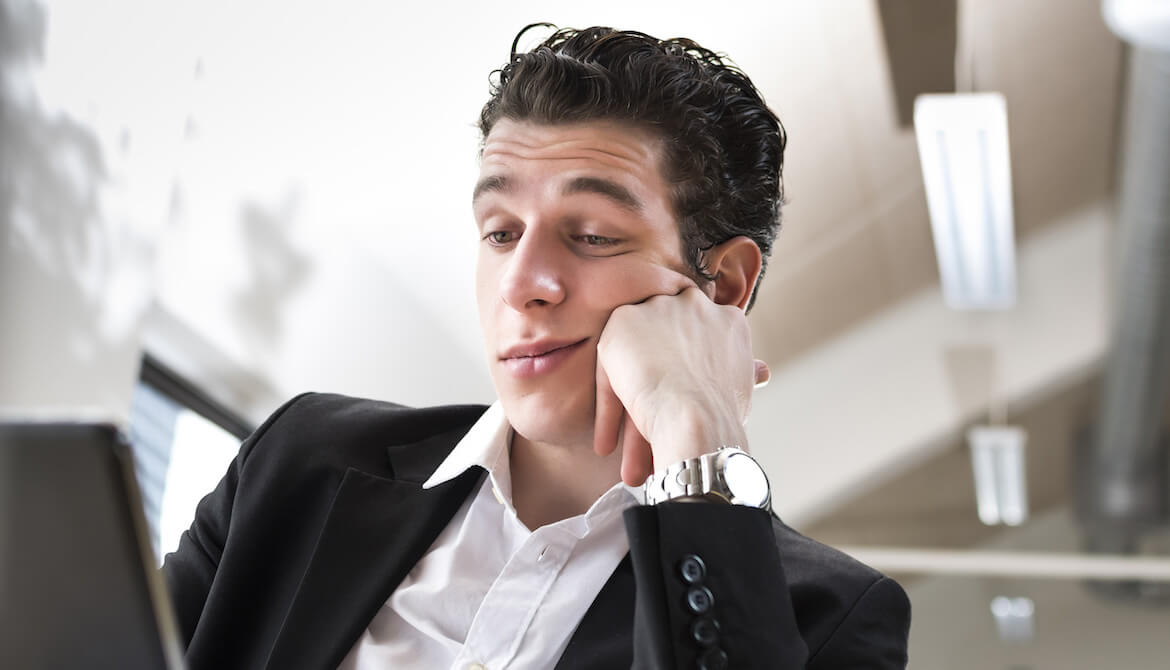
top-left (678, 554), bottom-right (707, 584)
top-left (690, 617), bottom-right (720, 647)
top-left (685, 585), bottom-right (714, 615)
top-left (697, 648), bottom-right (728, 670)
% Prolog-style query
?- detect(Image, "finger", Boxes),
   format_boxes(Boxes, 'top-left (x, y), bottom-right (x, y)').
top-left (619, 413), bottom-right (654, 486)
top-left (593, 360), bottom-right (624, 457)
top-left (754, 359), bottom-right (771, 388)
top-left (628, 265), bottom-right (700, 305)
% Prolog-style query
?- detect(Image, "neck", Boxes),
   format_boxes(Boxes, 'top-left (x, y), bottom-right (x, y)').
top-left (509, 430), bottom-right (623, 530)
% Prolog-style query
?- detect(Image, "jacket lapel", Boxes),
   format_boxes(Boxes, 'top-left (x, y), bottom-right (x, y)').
top-left (264, 428), bottom-right (485, 670)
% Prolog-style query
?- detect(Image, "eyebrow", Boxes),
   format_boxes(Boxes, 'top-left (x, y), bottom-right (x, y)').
top-left (471, 174), bottom-right (643, 214)
top-left (472, 174), bottom-right (513, 204)
top-left (562, 176), bottom-right (643, 213)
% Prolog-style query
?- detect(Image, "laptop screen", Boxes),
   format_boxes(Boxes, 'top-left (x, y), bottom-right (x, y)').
top-left (0, 422), bottom-right (185, 669)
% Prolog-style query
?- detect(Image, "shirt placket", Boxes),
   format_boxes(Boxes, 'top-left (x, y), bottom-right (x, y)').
top-left (452, 526), bottom-right (574, 670)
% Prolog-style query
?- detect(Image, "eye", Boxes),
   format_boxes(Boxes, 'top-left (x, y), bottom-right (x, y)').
top-left (483, 230), bottom-right (518, 246)
top-left (576, 234), bottom-right (620, 248)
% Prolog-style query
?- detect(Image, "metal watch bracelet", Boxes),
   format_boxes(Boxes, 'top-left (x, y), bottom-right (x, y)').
top-left (644, 446), bottom-right (772, 510)
top-left (644, 447), bottom-right (739, 505)
top-left (645, 456), bottom-right (705, 503)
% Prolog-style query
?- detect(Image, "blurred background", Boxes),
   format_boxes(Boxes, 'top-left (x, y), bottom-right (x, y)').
top-left (2, 0), bottom-right (1168, 667)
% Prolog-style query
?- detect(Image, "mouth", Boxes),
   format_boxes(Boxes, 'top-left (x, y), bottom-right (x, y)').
top-left (498, 338), bottom-right (589, 378)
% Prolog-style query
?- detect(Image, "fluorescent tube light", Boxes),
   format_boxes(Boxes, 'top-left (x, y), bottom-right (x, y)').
top-left (990, 596), bottom-right (1035, 642)
top-left (968, 425), bottom-right (1029, 526)
top-left (1103, 0), bottom-right (1170, 51)
top-left (914, 93), bottom-right (1017, 310)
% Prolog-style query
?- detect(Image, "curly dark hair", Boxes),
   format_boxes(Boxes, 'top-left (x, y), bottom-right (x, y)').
top-left (478, 24), bottom-right (786, 310)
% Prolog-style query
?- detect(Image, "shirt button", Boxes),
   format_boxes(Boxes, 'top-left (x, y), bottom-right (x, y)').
top-left (467, 664), bottom-right (487, 670)
top-left (686, 585), bottom-right (714, 615)
top-left (679, 554), bottom-right (707, 584)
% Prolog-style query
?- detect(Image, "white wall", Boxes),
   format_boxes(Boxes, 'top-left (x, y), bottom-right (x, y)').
top-left (5, 0), bottom-right (817, 420)
top-left (1, 0), bottom-right (167, 421)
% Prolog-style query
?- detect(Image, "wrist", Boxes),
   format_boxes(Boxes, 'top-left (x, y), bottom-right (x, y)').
top-left (649, 402), bottom-right (748, 466)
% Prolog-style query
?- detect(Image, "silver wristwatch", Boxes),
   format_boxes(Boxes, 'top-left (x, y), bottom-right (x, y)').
top-left (644, 447), bottom-right (771, 510)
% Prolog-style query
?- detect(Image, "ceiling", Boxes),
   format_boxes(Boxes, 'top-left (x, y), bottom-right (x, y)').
top-left (749, 0), bottom-right (1122, 368)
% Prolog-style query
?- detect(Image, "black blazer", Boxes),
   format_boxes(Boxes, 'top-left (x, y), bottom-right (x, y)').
top-left (162, 393), bottom-right (910, 669)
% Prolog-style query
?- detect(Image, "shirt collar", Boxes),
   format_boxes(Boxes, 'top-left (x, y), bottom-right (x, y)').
top-left (423, 401), bottom-right (512, 492)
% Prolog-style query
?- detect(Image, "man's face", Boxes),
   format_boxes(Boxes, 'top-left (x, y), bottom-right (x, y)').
top-left (473, 119), bottom-right (695, 447)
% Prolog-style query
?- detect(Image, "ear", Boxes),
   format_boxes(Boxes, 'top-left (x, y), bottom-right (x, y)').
top-left (700, 236), bottom-right (762, 310)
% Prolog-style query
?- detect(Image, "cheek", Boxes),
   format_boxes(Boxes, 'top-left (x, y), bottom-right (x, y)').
top-left (475, 257), bottom-right (499, 335)
top-left (578, 272), bottom-right (634, 314)
top-left (584, 259), bottom-right (692, 310)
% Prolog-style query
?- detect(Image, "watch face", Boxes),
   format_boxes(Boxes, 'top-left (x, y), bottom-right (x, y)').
top-left (723, 452), bottom-right (770, 508)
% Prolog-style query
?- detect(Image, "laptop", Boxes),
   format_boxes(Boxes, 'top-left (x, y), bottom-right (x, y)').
top-left (0, 422), bottom-right (185, 669)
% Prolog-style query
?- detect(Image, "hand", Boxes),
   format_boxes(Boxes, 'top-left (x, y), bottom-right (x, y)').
top-left (592, 285), bottom-right (769, 486)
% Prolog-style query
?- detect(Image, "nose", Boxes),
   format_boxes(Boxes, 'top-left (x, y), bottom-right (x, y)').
top-left (498, 231), bottom-right (566, 310)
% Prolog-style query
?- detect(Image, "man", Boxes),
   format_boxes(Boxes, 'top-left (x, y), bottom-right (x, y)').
top-left (163, 26), bottom-right (911, 669)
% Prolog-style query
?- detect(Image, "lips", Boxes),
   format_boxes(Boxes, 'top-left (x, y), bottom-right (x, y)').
top-left (498, 338), bottom-right (588, 378)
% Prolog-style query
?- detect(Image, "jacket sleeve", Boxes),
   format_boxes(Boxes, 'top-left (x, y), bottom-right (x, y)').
top-left (160, 393), bottom-right (311, 647)
top-left (623, 502), bottom-right (910, 670)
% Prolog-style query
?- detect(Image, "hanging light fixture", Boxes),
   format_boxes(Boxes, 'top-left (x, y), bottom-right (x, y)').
top-left (914, 93), bottom-right (1018, 311)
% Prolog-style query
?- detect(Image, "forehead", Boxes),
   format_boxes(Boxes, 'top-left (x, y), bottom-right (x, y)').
top-left (479, 119), bottom-right (668, 185)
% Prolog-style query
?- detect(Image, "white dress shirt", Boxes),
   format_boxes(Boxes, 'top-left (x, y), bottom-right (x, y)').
top-left (338, 403), bottom-right (641, 670)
